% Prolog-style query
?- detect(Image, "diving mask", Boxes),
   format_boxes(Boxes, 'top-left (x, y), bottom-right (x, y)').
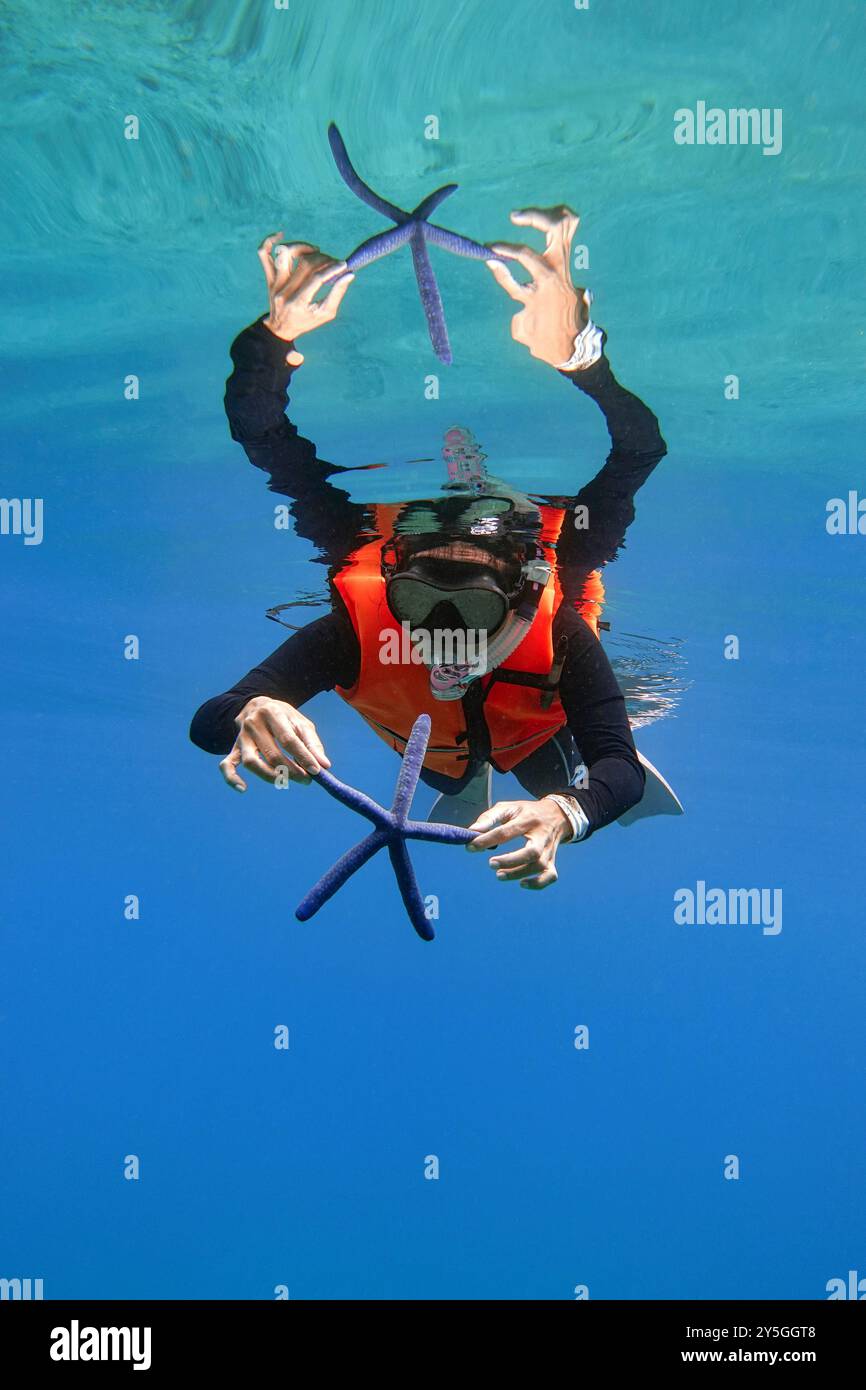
top-left (386, 557), bottom-right (514, 633)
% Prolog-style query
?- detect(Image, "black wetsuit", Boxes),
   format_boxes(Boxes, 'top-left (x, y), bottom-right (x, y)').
top-left (190, 318), bottom-right (667, 838)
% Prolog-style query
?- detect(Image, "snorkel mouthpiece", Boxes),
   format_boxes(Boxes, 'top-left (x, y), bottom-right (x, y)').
top-left (429, 662), bottom-right (481, 700)
top-left (428, 556), bottom-right (553, 699)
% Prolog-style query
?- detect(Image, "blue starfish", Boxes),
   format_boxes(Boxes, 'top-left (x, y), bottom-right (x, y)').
top-left (328, 123), bottom-right (497, 365)
top-left (295, 714), bottom-right (476, 941)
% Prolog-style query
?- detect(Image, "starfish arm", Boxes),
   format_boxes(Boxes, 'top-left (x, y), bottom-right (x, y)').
top-left (411, 184), bottom-right (458, 220)
top-left (410, 229), bottom-right (452, 365)
top-left (328, 123), bottom-right (406, 223)
top-left (388, 839), bottom-right (435, 942)
top-left (314, 768), bottom-right (389, 827)
top-left (390, 714), bottom-right (431, 823)
top-left (295, 828), bottom-right (388, 921)
top-left (346, 222), bottom-right (413, 271)
top-left (425, 223), bottom-right (496, 261)
top-left (404, 820), bottom-right (477, 846)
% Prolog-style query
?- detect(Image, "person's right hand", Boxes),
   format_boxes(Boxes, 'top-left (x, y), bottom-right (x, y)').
top-left (486, 207), bottom-right (590, 368)
top-left (258, 233), bottom-right (355, 367)
top-left (219, 696), bottom-right (331, 792)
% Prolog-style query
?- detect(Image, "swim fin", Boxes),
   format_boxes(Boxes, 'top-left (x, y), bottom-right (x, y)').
top-left (425, 750), bottom-right (681, 830)
top-left (427, 763), bottom-right (493, 828)
top-left (617, 749), bottom-right (684, 826)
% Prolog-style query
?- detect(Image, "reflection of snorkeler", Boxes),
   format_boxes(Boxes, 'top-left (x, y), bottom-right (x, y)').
top-left (190, 207), bottom-right (677, 890)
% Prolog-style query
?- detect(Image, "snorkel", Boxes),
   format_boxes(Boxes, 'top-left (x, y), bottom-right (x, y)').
top-left (427, 542), bottom-right (553, 699)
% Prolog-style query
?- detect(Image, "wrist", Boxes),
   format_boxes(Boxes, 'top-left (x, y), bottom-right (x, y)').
top-left (261, 315), bottom-right (295, 343)
top-left (555, 318), bottom-right (605, 373)
top-left (237, 694), bottom-right (278, 721)
top-left (259, 316), bottom-right (304, 368)
top-left (544, 795), bottom-right (574, 842)
top-left (544, 793), bottom-right (589, 844)
top-left (539, 340), bottom-right (580, 369)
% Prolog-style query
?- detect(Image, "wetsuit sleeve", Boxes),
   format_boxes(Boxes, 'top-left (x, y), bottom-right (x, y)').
top-left (223, 318), bottom-right (368, 563)
top-left (551, 351), bottom-right (668, 584)
top-left (563, 349), bottom-right (667, 471)
top-left (547, 611), bottom-right (645, 836)
top-left (224, 316), bottom-right (323, 475)
top-left (189, 612), bottom-right (360, 755)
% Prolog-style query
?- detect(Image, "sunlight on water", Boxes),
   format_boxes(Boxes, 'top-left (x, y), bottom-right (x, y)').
top-left (2, 0), bottom-right (863, 469)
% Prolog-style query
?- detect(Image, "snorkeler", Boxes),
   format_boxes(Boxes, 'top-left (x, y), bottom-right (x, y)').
top-left (191, 207), bottom-right (676, 890)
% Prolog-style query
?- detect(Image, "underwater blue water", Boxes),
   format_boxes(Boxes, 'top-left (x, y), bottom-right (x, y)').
top-left (1, 0), bottom-right (864, 1299)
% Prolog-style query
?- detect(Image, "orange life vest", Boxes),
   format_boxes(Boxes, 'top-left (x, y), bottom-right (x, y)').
top-left (333, 504), bottom-right (605, 780)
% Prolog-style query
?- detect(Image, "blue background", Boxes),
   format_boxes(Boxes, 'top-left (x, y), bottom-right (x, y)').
top-left (1, 0), bottom-right (864, 1298)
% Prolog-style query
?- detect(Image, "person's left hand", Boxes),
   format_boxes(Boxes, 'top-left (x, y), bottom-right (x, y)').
top-left (486, 206), bottom-right (591, 368)
top-left (467, 797), bottom-right (573, 890)
top-left (258, 232), bottom-right (354, 366)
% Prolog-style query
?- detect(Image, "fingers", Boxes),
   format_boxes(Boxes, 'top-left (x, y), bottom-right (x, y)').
top-left (488, 844), bottom-right (538, 874)
top-left (510, 207), bottom-right (560, 232)
top-left (248, 729), bottom-right (304, 779)
top-left (466, 803), bottom-right (519, 851)
top-left (227, 699), bottom-right (331, 790)
top-left (510, 205), bottom-right (579, 234)
top-left (259, 237), bottom-right (319, 295)
top-left (257, 232), bottom-right (285, 287)
top-left (520, 866), bottom-right (558, 890)
top-left (485, 258), bottom-right (529, 303)
top-left (236, 734), bottom-right (309, 786)
top-left (314, 269), bottom-right (355, 321)
top-left (258, 708), bottom-right (325, 778)
top-left (487, 241), bottom-right (549, 279)
top-left (510, 206), bottom-right (580, 276)
top-left (305, 258), bottom-right (349, 301)
top-left (290, 250), bottom-right (338, 290)
top-left (467, 801), bottom-right (561, 889)
top-left (546, 214), bottom-right (579, 278)
top-left (289, 712), bottom-right (332, 770)
top-left (488, 842), bottom-right (558, 888)
top-left (219, 746), bottom-right (247, 793)
top-left (271, 241), bottom-right (320, 291)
